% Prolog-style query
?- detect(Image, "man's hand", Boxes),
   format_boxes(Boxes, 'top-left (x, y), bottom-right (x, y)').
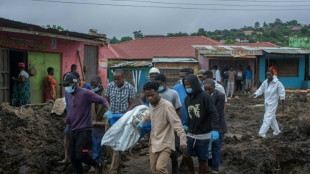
top-left (104, 110), bottom-right (112, 120)
top-left (137, 122), bottom-right (143, 131)
top-left (281, 100), bottom-right (285, 113)
top-left (180, 144), bottom-right (187, 155)
top-left (249, 94), bottom-right (256, 99)
top-left (211, 130), bottom-right (219, 141)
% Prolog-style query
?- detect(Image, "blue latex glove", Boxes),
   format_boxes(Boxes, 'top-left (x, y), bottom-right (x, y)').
top-left (137, 122), bottom-right (143, 130)
top-left (211, 130), bottom-right (219, 141)
top-left (104, 110), bottom-right (112, 120)
top-left (183, 125), bottom-right (188, 131)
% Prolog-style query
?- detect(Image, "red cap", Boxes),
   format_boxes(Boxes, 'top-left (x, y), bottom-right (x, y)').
top-left (18, 62), bottom-right (25, 68)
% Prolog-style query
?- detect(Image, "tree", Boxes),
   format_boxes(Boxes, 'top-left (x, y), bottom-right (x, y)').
top-left (167, 32), bottom-right (189, 37)
top-left (46, 24), bottom-right (66, 31)
top-left (192, 28), bottom-right (207, 36)
top-left (254, 22), bottom-right (260, 29)
top-left (109, 36), bottom-right (120, 44)
top-left (133, 30), bottom-right (143, 39)
top-left (120, 36), bottom-right (133, 42)
top-left (275, 18), bottom-right (283, 25)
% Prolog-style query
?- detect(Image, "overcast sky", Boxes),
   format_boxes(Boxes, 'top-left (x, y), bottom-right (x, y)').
top-left (1, 0), bottom-right (310, 38)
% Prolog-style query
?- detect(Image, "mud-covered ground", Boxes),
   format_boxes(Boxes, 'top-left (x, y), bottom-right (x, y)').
top-left (0, 92), bottom-right (309, 174)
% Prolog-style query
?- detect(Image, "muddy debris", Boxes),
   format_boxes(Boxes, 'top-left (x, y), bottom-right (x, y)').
top-left (0, 92), bottom-right (309, 174)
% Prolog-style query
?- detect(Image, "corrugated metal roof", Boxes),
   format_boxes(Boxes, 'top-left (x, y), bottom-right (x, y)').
top-left (152, 57), bottom-right (199, 63)
top-left (194, 45), bottom-right (310, 56)
top-left (106, 36), bottom-right (222, 60)
top-left (111, 61), bottom-right (152, 68)
top-left (194, 45), bottom-right (265, 56)
top-left (0, 17), bottom-right (106, 42)
top-left (263, 48), bottom-right (310, 54)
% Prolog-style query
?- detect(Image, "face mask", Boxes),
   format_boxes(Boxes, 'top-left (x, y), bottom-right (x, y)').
top-left (158, 86), bottom-right (165, 92)
top-left (186, 88), bottom-right (193, 93)
top-left (92, 87), bottom-right (100, 92)
top-left (65, 86), bottom-right (75, 93)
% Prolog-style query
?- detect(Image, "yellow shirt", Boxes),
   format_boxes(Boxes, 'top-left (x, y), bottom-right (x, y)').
top-left (142, 98), bottom-right (187, 153)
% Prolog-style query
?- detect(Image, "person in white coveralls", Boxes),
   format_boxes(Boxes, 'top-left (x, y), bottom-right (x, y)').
top-left (251, 69), bottom-right (285, 138)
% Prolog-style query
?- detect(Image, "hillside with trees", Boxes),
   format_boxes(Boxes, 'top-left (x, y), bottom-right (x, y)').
top-left (109, 19), bottom-right (310, 46)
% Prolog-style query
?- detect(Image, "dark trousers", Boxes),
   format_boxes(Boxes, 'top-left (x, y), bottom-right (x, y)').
top-left (208, 133), bottom-right (225, 171)
top-left (236, 80), bottom-right (242, 91)
top-left (70, 130), bottom-right (97, 174)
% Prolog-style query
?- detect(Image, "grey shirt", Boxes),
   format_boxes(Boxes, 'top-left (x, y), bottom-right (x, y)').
top-left (159, 88), bottom-right (182, 109)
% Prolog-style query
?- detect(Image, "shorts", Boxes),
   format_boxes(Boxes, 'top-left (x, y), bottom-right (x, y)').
top-left (64, 124), bottom-right (71, 134)
top-left (186, 136), bottom-right (210, 161)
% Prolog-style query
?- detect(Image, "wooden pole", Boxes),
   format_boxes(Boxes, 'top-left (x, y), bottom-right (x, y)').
top-left (76, 50), bottom-right (85, 80)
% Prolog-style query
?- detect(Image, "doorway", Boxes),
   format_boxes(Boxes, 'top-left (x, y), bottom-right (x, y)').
top-left (84, 45), bottom-right (98, 83)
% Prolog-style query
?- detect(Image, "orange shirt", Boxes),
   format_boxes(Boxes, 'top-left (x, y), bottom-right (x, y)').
top-left (45, 75), bottom-right (57, 88)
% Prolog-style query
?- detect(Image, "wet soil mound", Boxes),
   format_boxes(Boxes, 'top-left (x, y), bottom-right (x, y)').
top-left (0, 103), bottom-right (66, 174)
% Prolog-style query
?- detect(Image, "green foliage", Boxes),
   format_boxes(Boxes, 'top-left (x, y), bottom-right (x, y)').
top-left (120, 36), bottom-right (133, 42)
top-left (167, 32), bottom-right (189, 37)
top-left (163, 19), bottom-right (309, 47)
top-left (108, 19), bottom-right (309, 46)
top-left (133, 30), bottom-right (144, 39)
top-left (109, 36), bottom-right (120, 44)
top-left (46, 24), bottom-right (67, 31)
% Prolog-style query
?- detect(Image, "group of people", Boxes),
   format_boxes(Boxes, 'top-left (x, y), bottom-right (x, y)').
top-left (208, 65), bottom-right (253, 98)
top-left (11, 62), bottom-right (58, 106)
top-left (12, 61), bottom-right (285, 174)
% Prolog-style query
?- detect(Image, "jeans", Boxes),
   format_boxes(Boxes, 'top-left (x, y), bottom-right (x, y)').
top-left (208, 133), bottom-right (225, 171)
top-left (91, 136), bottom-right (104, 163)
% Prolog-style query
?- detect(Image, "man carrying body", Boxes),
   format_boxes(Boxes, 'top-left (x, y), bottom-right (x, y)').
top-left (204, 79), bottom-right (227, 174)
top-left (155, 74), bottom-right (182, 173)
top-left (137, 82), bottom-right (187, 174)
top-left (90, 75), bottom-right (109, 171)
top-left (105, 69), bottom-right (136, 173)
top-left (60, 74), bottom-right (111, 174)
top-left (183, 74), bottom-right (219, 174)
top-left (60, 72), bottom-right (92, 164)
top-left (251, 70), bottom-right (285, 138)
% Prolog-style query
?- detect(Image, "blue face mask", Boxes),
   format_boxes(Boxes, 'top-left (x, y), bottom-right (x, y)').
top-left (186, 88), bottom-right (193, 93)
top-left (92, 87), bottom-right (100, 92)
top-left (65, 86), bottom-right (75, 93)
top-left (158, 86), bottom-right (165, 92)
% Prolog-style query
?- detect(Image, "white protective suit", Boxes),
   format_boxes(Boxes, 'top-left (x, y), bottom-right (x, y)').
top-left (254, 77), bottom-right (285, 137)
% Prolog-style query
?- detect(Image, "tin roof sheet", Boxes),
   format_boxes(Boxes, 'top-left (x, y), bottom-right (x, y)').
top-left (152, 57), bottom-right (199, 63)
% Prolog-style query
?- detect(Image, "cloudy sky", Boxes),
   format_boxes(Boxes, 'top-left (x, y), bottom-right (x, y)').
top-left (1, 0), bottom-right (310, 38)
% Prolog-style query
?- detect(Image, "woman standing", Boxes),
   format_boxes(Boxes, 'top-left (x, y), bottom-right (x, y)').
top-left (11, 62), bottom-right (31, 106)
top-left (44, 67), bottom-right (57, 101)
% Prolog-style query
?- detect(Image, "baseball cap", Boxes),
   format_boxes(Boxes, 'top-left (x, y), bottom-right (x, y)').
top-left (149, 67), bottom-right (160, 74)
top-left (197, 70), bottom-right (205, 77)
top-left (59, 73), bottom-right (78, 85)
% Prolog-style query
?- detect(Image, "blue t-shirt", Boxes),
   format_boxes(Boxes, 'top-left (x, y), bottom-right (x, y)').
top-left (245, 70), bottom-right (252, 80)
top-left (173, 82), bottom-right (188, 125)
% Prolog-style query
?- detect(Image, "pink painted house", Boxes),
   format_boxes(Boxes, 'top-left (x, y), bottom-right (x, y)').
top-left (0, 18), bottom-right (108, 104)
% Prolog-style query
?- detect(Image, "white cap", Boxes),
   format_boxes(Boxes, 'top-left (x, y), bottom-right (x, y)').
top-left (149, 67), bottom-right (160, 74)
